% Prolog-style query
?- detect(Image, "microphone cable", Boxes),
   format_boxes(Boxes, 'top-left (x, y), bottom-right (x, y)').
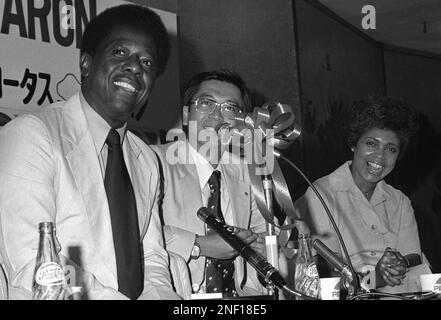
top-left (275, 152), bottom-right (361, 292)
top-left (348, 291), bottom-right (412, 300)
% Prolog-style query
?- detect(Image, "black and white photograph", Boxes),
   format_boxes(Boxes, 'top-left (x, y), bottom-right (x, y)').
top-left (0, 0), bottom-right (440, 312)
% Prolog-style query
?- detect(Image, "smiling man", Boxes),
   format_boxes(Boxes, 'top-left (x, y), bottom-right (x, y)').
top-left (152, 70), bottom-right (271, 298)
top-left (0, 4), bottom-right (180, 300)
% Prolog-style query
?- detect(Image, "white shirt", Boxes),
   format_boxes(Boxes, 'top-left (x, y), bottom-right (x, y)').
top-left (295, 161), bottom-right (425, 292)
top-left (188, 144), bottom-right (234, 226)
top-left (79, 92), bottom-right (129, 179)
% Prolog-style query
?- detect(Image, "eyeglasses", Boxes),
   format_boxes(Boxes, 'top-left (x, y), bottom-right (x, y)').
top-left (191, 97), bottom-right (244, 119)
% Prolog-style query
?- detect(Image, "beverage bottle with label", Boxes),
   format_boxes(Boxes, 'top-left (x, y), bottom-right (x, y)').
top-left (294, 233), bottom-right (320, 299)
top-left (32, 222), bottom-right (66, 300)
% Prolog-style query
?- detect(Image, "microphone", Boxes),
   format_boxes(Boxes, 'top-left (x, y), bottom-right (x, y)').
top-left (197, 207), bottom-right (287, 290)
top-left (312, 239), bottom-right (353, 281)
top-left (312, 239), bottom-right (370, 293)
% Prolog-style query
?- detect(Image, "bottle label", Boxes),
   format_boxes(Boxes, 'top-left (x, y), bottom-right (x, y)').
top-left (306, 263), bottom-right (319, 278)
top-left (35, 262), bottom-right (65, 286)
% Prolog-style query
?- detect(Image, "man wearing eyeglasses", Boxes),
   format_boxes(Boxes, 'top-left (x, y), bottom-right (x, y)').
top-left (152, 69), bottom-right (268, 298)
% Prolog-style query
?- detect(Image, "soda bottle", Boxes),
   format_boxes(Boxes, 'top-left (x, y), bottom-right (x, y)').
top-left (294, 233), bottom-right (320, 299)
top-left (32, 222), bottom-right (66, 300)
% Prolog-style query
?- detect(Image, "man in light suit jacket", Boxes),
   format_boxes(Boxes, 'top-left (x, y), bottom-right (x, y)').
top-left (152, 70), bottom-right (269, 297)
top-left (0, 5), bottom-right (179, 300)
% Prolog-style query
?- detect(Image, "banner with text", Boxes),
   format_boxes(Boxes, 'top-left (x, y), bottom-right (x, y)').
top-left (0, 0), bottom-right (180, 131)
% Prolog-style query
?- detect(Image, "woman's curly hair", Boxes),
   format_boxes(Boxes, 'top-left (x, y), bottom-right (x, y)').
top-left (347, 96), bottom-right (418, 158)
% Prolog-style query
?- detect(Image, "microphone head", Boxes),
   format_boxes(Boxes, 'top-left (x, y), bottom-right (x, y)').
top-left (196, 207), bottom-right (211, 221)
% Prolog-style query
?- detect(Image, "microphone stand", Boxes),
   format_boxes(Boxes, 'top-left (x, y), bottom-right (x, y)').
top-left (262, 174), bottom-right (279, 299)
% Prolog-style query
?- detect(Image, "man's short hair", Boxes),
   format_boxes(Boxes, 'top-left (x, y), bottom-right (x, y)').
top-left (183, 69), bottom-right (252, 112)
top-left (80, 4), bottom-right (170, 77)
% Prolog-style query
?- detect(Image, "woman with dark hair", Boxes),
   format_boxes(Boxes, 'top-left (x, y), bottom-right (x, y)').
top-left (294, 96), bottom-right (431, 294)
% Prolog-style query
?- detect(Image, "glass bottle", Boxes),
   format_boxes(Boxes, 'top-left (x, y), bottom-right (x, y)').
top-left (294, 233), bottom-right (320, 299)
top-left (32, 222), bottom-right (66, 300)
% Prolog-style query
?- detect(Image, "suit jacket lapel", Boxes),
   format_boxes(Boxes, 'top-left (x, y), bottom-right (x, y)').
top-left (124, 133), bottom-right (150, 237)
top-left (61, 93), bottom-right (117, 281)
top-left (176, 162), bottom-right (206, 234)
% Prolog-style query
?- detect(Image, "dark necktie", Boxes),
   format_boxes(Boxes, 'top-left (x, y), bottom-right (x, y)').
top-left (205, 170), bottom-right (238, 298)
top-left (104, 129), bottom-right (143, 299)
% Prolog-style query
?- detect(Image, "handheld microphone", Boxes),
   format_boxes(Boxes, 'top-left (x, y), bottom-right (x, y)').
top-left (197, 207), bottom-right (287, 290)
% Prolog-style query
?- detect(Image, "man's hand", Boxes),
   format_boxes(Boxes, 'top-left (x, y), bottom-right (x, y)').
top-left (198, 227), bottom-right (263, 260)
top-left (248, 232), bottom-right (266, 258)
